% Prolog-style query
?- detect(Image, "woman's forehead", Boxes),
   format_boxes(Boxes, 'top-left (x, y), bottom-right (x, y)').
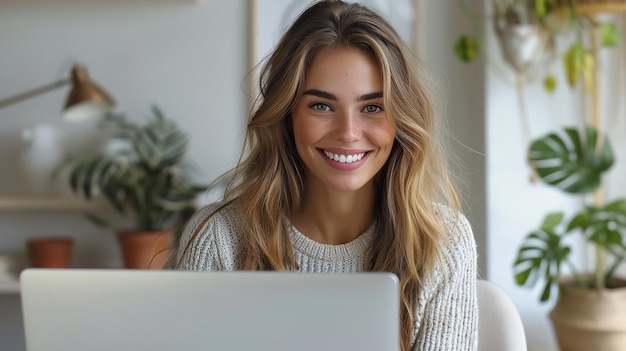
top-left (301, 47), bottom-right (383, 95)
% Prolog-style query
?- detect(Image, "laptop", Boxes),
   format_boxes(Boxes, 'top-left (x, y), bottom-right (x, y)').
top-left (20, 269), bottom-right (399, 351)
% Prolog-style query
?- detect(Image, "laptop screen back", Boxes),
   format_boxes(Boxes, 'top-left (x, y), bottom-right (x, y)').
top-left (20, 269), bottom-right (399, 351)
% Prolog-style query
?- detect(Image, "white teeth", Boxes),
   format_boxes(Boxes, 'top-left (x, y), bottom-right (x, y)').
top-left (323, 150), bottom-right (365, 163)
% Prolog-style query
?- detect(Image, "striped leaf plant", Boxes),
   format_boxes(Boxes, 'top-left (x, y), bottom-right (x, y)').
top-left (65, 105), bottom-right (207, 232)
top-left (513, 126), bottom-right (626, 302)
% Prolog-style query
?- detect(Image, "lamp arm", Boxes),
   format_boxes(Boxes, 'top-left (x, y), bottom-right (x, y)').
top-left (0, 78), bottom-right (71, 109)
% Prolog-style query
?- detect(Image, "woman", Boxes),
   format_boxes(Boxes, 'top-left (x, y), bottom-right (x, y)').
top-left (174, 1), bottom-right (478, 350)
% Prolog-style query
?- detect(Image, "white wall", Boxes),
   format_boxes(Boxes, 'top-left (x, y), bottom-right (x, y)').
top-left (417, 0), bottom-right (487, 279)
top-left (0, 1), bottom-right (247, 350)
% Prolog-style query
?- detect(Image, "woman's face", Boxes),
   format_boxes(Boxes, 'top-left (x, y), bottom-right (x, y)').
top-left (291, 47), bottom-right (396, 193)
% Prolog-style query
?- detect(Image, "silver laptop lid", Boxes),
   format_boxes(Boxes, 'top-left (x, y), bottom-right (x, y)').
top-left (20, 269), bottom-right (399, 351)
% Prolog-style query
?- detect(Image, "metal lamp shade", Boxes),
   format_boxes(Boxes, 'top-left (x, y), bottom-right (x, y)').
top-left (62, 65), bottom-right (115, 122)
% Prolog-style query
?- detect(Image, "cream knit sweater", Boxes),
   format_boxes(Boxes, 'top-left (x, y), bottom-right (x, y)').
top-left (177, 202), bottom-right (479, 351)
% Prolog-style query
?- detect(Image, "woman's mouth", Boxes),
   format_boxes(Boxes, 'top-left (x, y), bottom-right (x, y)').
top-left (322, 150), bottom-right (367, 163)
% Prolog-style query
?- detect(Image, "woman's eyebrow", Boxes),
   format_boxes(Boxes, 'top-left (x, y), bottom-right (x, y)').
top-left (302, 89), bottom-right (337, 100)
top-left (358, 92), bottom-right (383, 101)
top-left (302, 89), bottom-right (383, 101)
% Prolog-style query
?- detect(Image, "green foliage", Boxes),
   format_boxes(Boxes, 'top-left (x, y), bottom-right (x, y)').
top-left (601, 22), bottom-right (621, 47)
top-left (534, 0), bottom-right (556, 21)
top-left (513, 212), bottom-right (570, 302)
top-left (454, 35), bottom-right (481, 63)
top-left (66, 105), bottom-right (207, 231)
top-left (453, 1), bottom-right (626, 302)
top-left (529, 126), bottom-right (614, 194)
top-left (454, 0), bottom-right (620, 91)
top-left (513, 126), bottom-right (626, 302)
top-left (514, 200), bottom-right (626, 301)
top-left (563, 43), bottom-right (594, 87)
top-left (543, 74), bottom-right (556, 93)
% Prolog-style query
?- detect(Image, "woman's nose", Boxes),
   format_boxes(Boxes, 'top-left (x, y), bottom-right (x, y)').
top-left (333, 110), bottom-right (361, 143)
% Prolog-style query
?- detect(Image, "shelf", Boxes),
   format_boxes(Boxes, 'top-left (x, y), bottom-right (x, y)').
top-left (0, 196), bottom-right (107, 211)
top-left (0, 276), bottom-right (20, 294)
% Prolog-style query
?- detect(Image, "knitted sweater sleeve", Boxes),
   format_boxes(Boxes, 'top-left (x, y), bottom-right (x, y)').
top-left (176, 203), bottom-right (227, 271)
top-left (413, 211), bottom-right (479, 351)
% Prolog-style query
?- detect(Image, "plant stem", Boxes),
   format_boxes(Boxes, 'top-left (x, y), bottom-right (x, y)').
top-left (516, 75), bottom-right (537, 183)
top-left (564, 259), bottom-right (586, 288)
top-left (605, 255), bottom-right (624, 285)
top-left (588, 16), bottom-right (606, 292)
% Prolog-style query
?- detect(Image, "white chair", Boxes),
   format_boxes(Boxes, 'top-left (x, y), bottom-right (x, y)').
top-left (477, 280), bottom-right (527, 351)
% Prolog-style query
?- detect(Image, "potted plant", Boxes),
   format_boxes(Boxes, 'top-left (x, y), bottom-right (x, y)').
top-left (454, 1), bottom-right (626, 350)
top-left (65, 105), bottom-right (206, 269)
top-left (513, 126), bottom-right (626, 350)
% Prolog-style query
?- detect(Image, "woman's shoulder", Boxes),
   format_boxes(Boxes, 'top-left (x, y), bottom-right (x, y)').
top-left (433, 203), bottom-right (476, 265)
top-left (176, 201), bottom-right (241, 270)
top-left (187, 201), bottom-right (240, 229)
top-left (180, 201), bottom-right (239, 238)
top-left (433, 203), bottom-right (472, 236)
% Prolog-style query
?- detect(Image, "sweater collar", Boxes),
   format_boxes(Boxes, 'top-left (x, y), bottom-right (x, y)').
top-left (288, 222), bottom-right (376, 261)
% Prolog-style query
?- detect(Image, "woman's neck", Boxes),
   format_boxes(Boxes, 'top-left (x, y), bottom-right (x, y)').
top-left (293, 180), bottom-right (376, 245)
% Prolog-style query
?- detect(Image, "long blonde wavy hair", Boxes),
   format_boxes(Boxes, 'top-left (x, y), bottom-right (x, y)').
top-left (175, 1), bottom-right (461, 350)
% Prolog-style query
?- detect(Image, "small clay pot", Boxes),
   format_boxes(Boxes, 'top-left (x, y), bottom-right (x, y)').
top-left (117, 230), bottom-right (171, 269)
top-left (26, 237), bottom-right (74, 268)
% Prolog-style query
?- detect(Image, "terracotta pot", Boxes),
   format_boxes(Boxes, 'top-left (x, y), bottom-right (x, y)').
top-left (549, 277), bottom-right (626, 351)
top-left (117, 230), bottom-right (172, 269)
top-left (26, 237), bottom-right (74, 268)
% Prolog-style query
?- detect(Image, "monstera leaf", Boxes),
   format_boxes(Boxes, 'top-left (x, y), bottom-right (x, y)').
top-left (568, 200), bottom-right (626, 282)
top-left (529, 126), bottom-right (614, 194)
top-left (513, 212), bottom-right (571, 302)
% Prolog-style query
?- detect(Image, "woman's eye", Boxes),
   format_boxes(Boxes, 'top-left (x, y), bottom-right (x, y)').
top-left (364, 105), bottom-right (383, 113)
top-left (311, 103), bottom-right (331, 111)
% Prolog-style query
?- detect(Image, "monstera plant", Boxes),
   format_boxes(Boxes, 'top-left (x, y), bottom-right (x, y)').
top-left (66, 106), bottom-right (206, 268)
top-left (512, 125), bottom-right (626, 350)
top-left (513, 126), bottom-right (623, 298)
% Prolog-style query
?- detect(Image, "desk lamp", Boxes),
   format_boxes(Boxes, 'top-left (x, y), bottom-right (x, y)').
top-left (0, 64), bottom-right (115, 122)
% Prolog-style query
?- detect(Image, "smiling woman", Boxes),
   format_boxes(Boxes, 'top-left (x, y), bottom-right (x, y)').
top-left (170, 1), bottom-right (478, 351)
